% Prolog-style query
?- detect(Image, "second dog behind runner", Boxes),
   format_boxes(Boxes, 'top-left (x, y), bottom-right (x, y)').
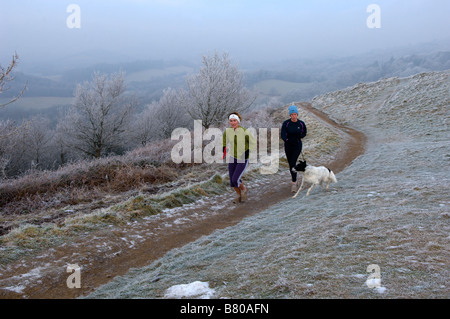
top-left (281, 105), bottom-right (307, 193)
top-left (223, 112), bottom-right (256, 204)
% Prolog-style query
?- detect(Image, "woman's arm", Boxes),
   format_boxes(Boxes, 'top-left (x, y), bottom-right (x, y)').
top-left (281, 120), bottom-right (288, 142)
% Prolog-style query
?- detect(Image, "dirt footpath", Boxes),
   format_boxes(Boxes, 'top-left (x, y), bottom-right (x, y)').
top-left (0, 102), bottom-right (366, 299)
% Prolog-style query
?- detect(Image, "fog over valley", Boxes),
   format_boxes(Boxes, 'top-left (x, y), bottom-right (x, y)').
top-left (0, 0), bottom-right (449, 175)
top-left (2, 1), bottom-right (449, 101)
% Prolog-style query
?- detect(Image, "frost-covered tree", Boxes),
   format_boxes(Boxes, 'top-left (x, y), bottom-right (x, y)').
top-left (0, 52), bottom-right (27, 109)
top-left (0, 121), bottom-right (15, 178)
top-left (22, 115), bottom-right (54, 169)
top-left (132, 88), bottom-right (192, 146)
top-left (0, 53), bottom-right (27, 163)
top-left (0, 120), bottom-right (28, 177)
top-left (60, 72), bottom-right (136, 158)
top-left (131, 101), bottom-right (159, 147)
top-left (179, 51), bottom-right (256, 129)
top-left (155, 88), bottom-right (191, 139)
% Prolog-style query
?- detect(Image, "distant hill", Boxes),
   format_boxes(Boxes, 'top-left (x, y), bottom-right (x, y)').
top-left (247, 51), bottom-right (450, 103)
top-left (2, 46), bottom-right (448, 122)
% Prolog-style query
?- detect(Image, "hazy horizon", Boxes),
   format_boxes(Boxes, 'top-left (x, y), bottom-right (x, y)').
top-left (1, 0), bottom-right (450, 73)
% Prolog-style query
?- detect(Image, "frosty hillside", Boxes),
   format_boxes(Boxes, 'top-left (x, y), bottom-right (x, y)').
top-left (2, 0), bottom-right (450, 302)
top-left (86, 70), bottom-right (449, 299)
top-left (0, 69), bottom-right (448, 299)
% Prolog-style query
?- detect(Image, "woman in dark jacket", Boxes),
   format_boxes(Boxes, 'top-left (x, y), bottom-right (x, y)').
top-left (281, 105), bottom-right (307, 193)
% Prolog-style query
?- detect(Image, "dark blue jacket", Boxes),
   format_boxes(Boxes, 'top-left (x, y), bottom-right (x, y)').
top-left (281, 119), bottom-right (307, 147)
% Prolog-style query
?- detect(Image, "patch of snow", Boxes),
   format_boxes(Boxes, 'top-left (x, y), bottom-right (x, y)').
top-left (2, 285), bottom-right (26, 294)
top-left (164, 281), bottom-right (215, 299)
top-left (375, 286), bottom-right (387, 294)
top-left (365, 278), bottom-right (387, 294)
top-left (0, 264), bottom-right (50, 295)
top-left (16, 265), bottom-right (47, 280)
top-left (173, 217), bottom-right (191, 225)
top-left (365, 278), bottom-right (381, 287)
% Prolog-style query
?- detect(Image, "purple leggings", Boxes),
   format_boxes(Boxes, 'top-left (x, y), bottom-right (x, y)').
top-left (228, 158), bottom-right (249, 188)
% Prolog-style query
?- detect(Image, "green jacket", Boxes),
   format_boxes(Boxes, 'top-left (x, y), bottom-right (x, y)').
top-left (222, 126), bottom-right (256, 160)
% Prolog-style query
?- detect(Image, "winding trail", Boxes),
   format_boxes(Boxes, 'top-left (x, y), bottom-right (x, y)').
top-left (0, 102), bottom-right (366, 299)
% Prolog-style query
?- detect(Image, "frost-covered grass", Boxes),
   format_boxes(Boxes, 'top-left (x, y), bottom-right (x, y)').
top-left (0, 139), bottom-right (180, 215)
top-left (0, 173), bottom-right (227, 264)
top-left (86, 70), bottom-right (449, 299)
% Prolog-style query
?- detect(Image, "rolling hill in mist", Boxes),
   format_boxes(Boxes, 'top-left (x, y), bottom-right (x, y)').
top-left (2, 45), bottom-right (449, 124)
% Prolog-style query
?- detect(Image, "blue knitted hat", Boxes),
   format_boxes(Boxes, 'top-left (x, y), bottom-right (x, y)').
top-left (289, 105), bottom-right (298, 115)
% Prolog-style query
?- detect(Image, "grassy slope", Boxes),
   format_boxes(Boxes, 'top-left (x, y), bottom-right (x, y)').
top-left (86, 71), bottom-right (449, 299)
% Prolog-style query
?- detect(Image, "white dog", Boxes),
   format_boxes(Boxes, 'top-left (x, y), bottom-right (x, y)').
top-left (292, 161), bottom-right (337, 198)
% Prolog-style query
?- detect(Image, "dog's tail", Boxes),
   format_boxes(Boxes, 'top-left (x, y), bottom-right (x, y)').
top-left (328, 169), bottom-right (337, 183)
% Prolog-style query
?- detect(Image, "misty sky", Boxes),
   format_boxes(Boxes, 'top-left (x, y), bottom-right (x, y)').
top-left (1, 0), bottom-right (450, 69)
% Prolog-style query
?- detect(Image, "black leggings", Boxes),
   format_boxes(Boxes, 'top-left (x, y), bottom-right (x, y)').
top-left (285, 145), bottom-right (302, 183)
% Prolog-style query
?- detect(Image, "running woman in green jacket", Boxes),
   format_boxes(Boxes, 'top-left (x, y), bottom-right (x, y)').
top-left (223, 112), bottom-right (256, 204)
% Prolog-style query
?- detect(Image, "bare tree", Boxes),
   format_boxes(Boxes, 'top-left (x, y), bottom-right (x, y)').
top-left (132, 88), bottom-right (192, 147)
top-left (0, 53), bottom-right (28, 155)
top-left (0, 121), bottom-right (15, 178)
top-left (0, 120), bottom-right (28, 178)
top-left (22, 115), bottom-right (54, 169)
top-left (179, 51), bottom-right (256, 129)
top-left (0, 52), bottom-right (27, 109)
top-left (134, 103), bottom-right (157, 147)
top-left (155, 88), bottom-right (191, 139)
top-left (60, 72), bottom-right (136, 158)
